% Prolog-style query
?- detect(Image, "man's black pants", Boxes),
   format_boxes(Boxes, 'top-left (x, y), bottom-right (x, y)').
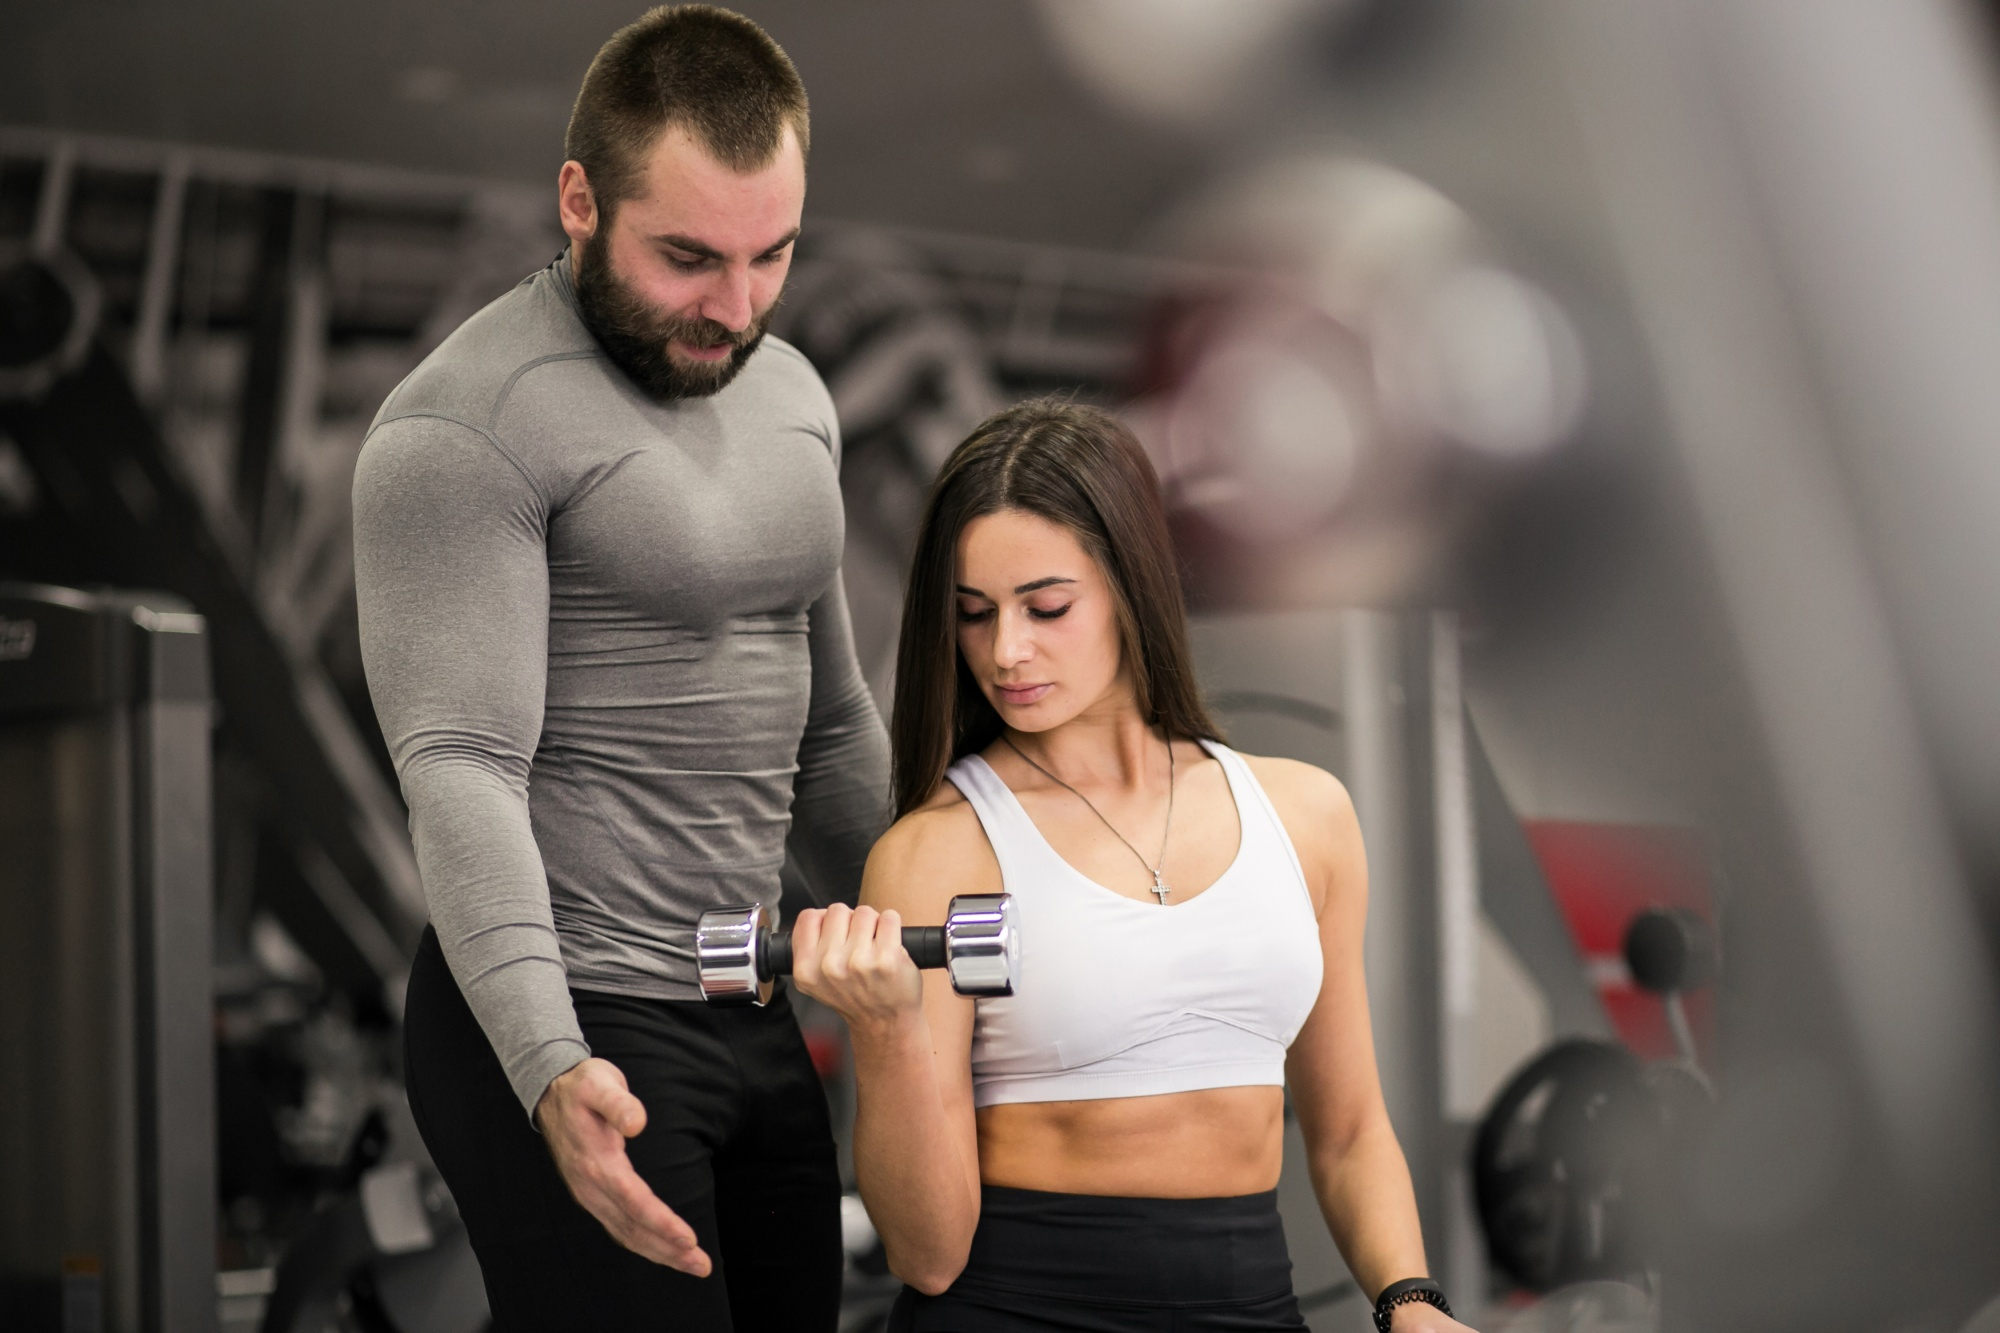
top-left (404, 927), bottom-right (843, 1331)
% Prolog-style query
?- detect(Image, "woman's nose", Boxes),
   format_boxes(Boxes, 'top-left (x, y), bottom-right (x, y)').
top-left (993, 609), bottom-right (1035, 668)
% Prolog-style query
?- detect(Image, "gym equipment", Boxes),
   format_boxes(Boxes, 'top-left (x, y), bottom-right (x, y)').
top-left (1491, 1280), bottom-right (1656, 1333)
top-left (696, 896), bottom-right (1019, 1005)
top-left (0, 250), bottom-right (423, 1016)
top-left (0, 583), bottom-right (214, 1333)
top-left (1471, 1039), bottom-right (1668, 1293)
top-left (1622, 906), bottom-right (1715, 1076)
top-left (1472, 907), bottom-right (1720, 1293)
top-left (256, 1160), bottom-right (487, 1333)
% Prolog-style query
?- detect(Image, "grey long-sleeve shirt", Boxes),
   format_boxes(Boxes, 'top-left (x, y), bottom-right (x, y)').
top-left (353, 255), bottom-right (891, 1115)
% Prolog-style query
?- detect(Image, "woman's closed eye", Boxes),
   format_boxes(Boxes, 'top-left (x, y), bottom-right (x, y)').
top-left (1027, 603), bottom-right (1071, 621)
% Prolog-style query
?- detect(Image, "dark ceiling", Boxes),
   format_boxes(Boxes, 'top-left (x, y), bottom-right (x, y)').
top-left (0, 0), bottom-right (1199, 250)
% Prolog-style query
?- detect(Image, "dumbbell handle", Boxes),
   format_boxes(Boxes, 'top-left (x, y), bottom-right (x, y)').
top-left (762, 926), bottom-right (948, 978)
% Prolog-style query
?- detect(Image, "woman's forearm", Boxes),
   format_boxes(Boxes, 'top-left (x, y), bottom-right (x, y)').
top-left (849, 1013), bottom-right (982, 1293)
top-left (1308, 1117), bottom-right (1431, 1300)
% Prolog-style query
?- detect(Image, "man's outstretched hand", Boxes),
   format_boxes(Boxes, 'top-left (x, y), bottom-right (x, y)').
top-left (535, 1057), bottom-right (713, 1276)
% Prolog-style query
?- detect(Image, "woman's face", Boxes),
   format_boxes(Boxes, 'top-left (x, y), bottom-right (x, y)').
top-left (954, 508), bottom-right (1129, 733)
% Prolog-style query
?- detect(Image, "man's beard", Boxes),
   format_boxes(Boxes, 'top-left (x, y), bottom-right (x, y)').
top-left (572, 232), bottom-right (775, 401)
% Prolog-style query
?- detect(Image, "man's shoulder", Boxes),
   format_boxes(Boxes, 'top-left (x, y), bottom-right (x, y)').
top-left (752, 333), bottom-right (818, 381)
top-left (372, 263), bottom-right (598, 434)
top-left (731, 334), bottom-right (838, 450)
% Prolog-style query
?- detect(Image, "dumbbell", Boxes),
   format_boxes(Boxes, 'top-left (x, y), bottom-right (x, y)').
top-left (695, 894), bottom-right (1019, 1006)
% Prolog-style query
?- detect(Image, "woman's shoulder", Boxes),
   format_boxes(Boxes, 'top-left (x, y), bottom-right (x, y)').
top-left (885, 777), bottom-right (980, 851)
top-left (861, 778), bottom-right (1002, 914)
top-left (1226, 748), bottom-right (1361, 895)
top-left (1229, 748), bottom-right (1355, 822)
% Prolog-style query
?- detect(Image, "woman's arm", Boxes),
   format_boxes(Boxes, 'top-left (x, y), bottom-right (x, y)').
top-left (790, 803), bottom-right (992, 1294)
top-left (1254, 759), bottom-right (1478, 1332)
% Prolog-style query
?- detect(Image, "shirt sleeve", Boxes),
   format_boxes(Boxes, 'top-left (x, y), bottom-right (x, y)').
top-left (352, 413), bottom-right (589, 1118)
top-left (786, 569), bottom-right (893, 906)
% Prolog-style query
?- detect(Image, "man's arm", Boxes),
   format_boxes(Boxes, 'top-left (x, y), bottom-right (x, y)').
top-left (786, 568), bottom-right (893, 906)
top-left (353, 413), bottom-right (585, 1112)
top-left (354, 413), bottom-right (710, 1275)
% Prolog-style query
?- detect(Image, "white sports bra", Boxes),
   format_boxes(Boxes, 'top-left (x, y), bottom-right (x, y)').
top-left (946, 740), bottom-right (1324, 1108)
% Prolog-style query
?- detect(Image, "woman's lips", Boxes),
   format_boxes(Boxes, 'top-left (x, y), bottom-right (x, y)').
top-left (995, 682), bottom-right (1053, 706)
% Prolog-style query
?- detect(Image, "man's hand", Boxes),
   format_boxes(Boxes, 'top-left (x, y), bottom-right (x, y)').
top-left (535, 1057), bottom-right (713, 1275)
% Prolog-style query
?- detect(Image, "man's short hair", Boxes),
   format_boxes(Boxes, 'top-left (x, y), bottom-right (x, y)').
top-left (565, 5), bottom-right (809, 212)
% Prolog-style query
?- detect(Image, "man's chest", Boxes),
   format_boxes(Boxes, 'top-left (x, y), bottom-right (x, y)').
top-left (546, 429), bottom-right (845, 623)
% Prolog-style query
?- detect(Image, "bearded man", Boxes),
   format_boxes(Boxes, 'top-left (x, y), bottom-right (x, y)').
top-left (352, 8), bottom-right (889, 1329)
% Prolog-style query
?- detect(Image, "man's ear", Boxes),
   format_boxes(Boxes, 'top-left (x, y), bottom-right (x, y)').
top-left (558, 161), bottom-right (598, 246)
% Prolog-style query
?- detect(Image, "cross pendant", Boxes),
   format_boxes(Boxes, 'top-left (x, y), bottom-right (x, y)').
top-left (1151, 871), bottom-right (1171, 906)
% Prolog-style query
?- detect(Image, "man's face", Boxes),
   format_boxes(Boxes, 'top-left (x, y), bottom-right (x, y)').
top-left (559, 123), bottom-right (805, 400)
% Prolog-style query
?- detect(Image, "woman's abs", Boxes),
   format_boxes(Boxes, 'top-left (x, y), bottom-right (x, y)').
top-left (975, 1085), bottom-right (1285, 1198)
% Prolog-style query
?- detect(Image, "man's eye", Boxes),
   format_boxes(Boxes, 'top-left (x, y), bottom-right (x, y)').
top-left (1028, 605), bottom-right (1071, 621)
top-left (665, 254), bottom-right (707, 272)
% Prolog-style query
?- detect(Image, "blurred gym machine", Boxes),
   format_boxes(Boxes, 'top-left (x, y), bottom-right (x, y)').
top-left (0, 583), bottom-right (214, 1333)
top-left (0, 246), bottom-right (422, 1006)
top-left (1190, 607), bottom-right (1612, 1328)
top-left (0, 215), bottom-right (448, 1329)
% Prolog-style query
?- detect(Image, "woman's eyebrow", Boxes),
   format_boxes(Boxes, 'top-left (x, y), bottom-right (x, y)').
top-left (954, 577), bottom-right (1077, 597)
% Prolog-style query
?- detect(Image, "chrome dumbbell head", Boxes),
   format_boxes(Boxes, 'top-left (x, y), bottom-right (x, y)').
top-left (695, 902), bottom-right (772, 1007)
top-left (941, 894), bottom-right (1018, 997)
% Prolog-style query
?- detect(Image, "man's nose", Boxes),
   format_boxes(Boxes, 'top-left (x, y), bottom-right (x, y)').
top-left (701, 265), bottom-right (755, 334)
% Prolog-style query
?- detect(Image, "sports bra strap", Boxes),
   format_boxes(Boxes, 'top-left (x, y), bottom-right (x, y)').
top-left (944, 753), bottom-right (1045, 885)
top-left (1204, 743), bottom-right (1313, 907)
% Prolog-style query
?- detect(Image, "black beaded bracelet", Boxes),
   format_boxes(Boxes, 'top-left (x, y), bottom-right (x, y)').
top-left (1373, 1277), bottom-right (1451, 1332)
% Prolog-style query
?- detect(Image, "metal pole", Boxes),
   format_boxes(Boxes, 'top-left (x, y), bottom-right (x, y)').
top-left (131, 156), bottom-right (191, 407)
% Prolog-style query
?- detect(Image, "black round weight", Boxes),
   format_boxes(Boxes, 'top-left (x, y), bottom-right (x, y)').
top-left (1471, 1038), bottom-right (1671, 1293)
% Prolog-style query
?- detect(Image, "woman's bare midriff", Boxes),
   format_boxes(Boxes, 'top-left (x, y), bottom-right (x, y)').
top-left (975, 1085), bottom-right (1286, 1198)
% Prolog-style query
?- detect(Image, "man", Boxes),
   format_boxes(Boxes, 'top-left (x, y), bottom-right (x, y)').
top-left (352, 8), bottom-right (889, 1329)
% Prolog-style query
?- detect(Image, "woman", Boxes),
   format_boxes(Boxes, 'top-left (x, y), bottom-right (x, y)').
top-left (790, 400), bottom-right (1476, 1332)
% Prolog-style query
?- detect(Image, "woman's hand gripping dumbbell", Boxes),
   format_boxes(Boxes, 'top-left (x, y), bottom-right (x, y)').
top-left (695, 894), bottom-right (1018, 1006)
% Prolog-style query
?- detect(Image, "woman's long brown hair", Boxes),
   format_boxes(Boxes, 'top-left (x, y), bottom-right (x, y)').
top-left (890, 398), bottom-right (1222, 818)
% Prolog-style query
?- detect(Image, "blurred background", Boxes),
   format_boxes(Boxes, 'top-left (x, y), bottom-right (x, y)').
top-left (4, 1), bottom-right (2000, 1330)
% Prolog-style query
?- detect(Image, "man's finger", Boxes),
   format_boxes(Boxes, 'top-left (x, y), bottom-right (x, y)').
top-left (605, 1210), bottom-right (710, 1274)
top-left (586, 1158), bottom-right (712, 1272)
top-left (591, 1149), bottom-right (698, 1245)
top-left (612, 1176), bottom-right (699, 1249)
top-left (578, 1068), bottom-right (648, 1137)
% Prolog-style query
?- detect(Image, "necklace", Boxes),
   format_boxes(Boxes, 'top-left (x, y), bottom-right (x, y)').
top-left (1002, 733), bottom-right (1177, 905)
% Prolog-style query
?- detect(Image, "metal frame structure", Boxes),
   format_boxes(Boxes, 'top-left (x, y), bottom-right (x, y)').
top-left (0, 584), bottom-right (215, 1333)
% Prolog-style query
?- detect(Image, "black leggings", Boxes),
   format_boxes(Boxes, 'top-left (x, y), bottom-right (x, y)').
top-left (404, 927), bottom-right (842, 1332)
top-left (889, 1185), bottom-right (1307, 1331)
